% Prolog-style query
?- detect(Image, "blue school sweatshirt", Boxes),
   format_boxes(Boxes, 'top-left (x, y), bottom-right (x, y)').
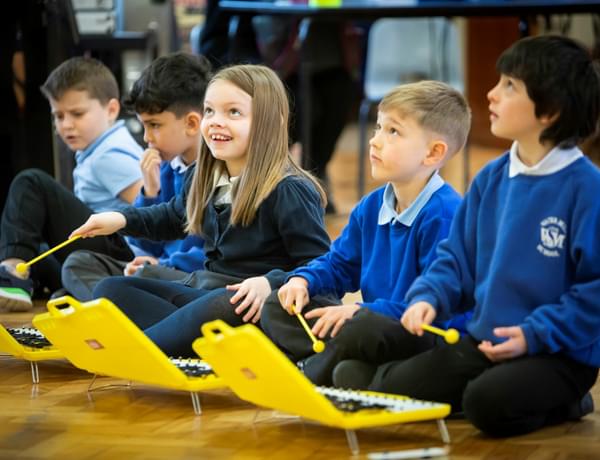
top-left (406, 151), bottom-right (600, 367)
top-left (292, 176), bottom-right (462, 324)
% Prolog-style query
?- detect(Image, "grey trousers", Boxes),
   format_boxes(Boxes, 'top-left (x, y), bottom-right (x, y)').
top-left (61, 250), bottom-right (189, 301)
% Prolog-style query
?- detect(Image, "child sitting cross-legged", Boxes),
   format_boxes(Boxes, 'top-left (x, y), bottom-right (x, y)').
top-left (261, 80), bottom-right (472, 386)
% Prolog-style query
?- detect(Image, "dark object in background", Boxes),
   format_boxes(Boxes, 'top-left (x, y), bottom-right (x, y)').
top-left (0, 0), bottom-right (79, 215)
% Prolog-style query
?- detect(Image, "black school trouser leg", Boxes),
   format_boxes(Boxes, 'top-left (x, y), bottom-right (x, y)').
top-left (369, 336), bottom-right (598, 437)
top-left (261, 294), bottom-right (437, 386)
top-left (0, 169), bottom-right (133, 289)
top-left (260, 290), bottom-right (340, 362)
top-left (304, 309), bottom-right (437, 386)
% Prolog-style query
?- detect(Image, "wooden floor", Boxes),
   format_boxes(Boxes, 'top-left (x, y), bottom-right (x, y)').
top-left (1, 125), bottom-right (599, 459)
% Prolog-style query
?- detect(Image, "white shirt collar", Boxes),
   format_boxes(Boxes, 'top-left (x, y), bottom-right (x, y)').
top-left (378, 172), bottom-right (445, 227)
top-left (170, 155), bottom-right (191, 173)
top-left (508, 141), bottom-right (583, 178)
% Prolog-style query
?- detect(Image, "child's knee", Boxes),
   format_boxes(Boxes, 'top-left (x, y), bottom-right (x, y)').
top-left (61, 251), bottom-right (93, 291)
top-left (93, 275), bottom-right (122, 298)
top-left (62, 250), bottom-right (95, 273)
top-left (13, 168), bottom-right (52, 187)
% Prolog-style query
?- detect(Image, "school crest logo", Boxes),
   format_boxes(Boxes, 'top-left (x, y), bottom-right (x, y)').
top-left (537, 216), bottom-right (566, 257)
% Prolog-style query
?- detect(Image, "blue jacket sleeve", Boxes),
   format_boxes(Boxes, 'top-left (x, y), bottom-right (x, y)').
top-left (405, 181), bottom-right (480, 320)
top-left (134, 187), bottom-right (162, 207)
top-left (362, 299), bottom-right (405, 320)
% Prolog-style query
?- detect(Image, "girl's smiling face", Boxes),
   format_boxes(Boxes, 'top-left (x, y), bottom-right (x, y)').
top-left (201, 79), bottom-right (253, 176)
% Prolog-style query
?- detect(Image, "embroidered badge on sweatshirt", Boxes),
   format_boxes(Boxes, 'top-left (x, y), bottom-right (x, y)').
top-left (537, 216), bottom-right (566, 257)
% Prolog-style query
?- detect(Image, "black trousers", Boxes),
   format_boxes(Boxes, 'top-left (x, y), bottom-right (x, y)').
top-left (93, 276), bottom-right (260, 358)
top-left (369, 335), bottom-right (599, 437)
top-left (261, 292), bottom-right (438, 386)
top-left (0, 169), bottom-right (133, 291)
top-left (261, 290), bottom-right (339, 361)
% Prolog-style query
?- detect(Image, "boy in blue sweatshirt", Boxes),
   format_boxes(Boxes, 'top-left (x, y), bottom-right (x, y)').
top-left (61, 52), bottom-right (211, 300)
top-left (375, 36), bottom-right (600, 437)
top-left (261, 80), bottom-right (471, 385)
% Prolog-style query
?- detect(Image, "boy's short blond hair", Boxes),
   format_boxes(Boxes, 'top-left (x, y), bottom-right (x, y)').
top-left (380, 80), bottom-right (471, 157)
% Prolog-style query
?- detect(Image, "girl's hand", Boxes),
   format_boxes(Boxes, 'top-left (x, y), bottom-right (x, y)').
top-left (401, 301), bottom-right (437, 336)
top-left (70, 212), bottom-right (127, 238)
top-left (227, 276), bottom-right (271, 323)
top-left (305, 304), bottom-right (360, 339)
top-left (124, 256), bottom-right (159, 276)
top-left (478, 327), bottom-right (528, 362)
top-left (140, 148), bottom-right (162, 198)
top-left (277, 276), bottom-right (310, 314)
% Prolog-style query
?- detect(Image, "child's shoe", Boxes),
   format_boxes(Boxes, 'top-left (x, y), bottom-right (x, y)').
top-left (567, 392), bottom-right (595, 420)
top-left (0, 265), bottom-right (33, 312)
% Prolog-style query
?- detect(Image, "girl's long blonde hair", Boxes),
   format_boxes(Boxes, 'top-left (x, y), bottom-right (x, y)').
top-left (185, 64), bottom-right (326, 234)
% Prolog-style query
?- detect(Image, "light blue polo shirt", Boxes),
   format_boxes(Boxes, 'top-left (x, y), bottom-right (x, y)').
top-left (73, 120), bottom-right (143, 212)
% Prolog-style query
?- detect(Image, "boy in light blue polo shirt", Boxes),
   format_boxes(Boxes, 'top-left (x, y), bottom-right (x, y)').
top-left (0, 57), bottom-right (142, 312)
top-left (261, 80), bottom-right (471, 385)
top-left (73, 119), bottom-right (143, 212)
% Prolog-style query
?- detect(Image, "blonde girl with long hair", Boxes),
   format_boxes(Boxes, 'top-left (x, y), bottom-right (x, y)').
top-left (71, 64), bottom-right (330, 357)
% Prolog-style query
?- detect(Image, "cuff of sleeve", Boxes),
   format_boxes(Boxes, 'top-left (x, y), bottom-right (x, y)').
top-left (407, 293), bottom-right (439, 310)
top-left (521, 323), bottom-right (542, 355)
top-left (358, 302), bottom-right (378, 312)
top-left (136, 188), bottom-right (160, 206)
top-left (265, 269), bottom-right (287, 290)
top-left (360, 301), bottom-right (402, 320)
top-left (120, 207), bottom-right (137, 232)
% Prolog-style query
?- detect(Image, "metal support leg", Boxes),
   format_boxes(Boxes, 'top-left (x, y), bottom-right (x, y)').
top-left (87, 374), bottom-right (98, 392)
top-left (30, 361), bottom-right (39, 384)
top-left (437, 419), bottom-right (451, 444)
top-left (345, 429), bottom-right (360, 456)
top-left (87, 374), bottom-right (131, 393)
top-left (191, 392), bottom-right (202, 415)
